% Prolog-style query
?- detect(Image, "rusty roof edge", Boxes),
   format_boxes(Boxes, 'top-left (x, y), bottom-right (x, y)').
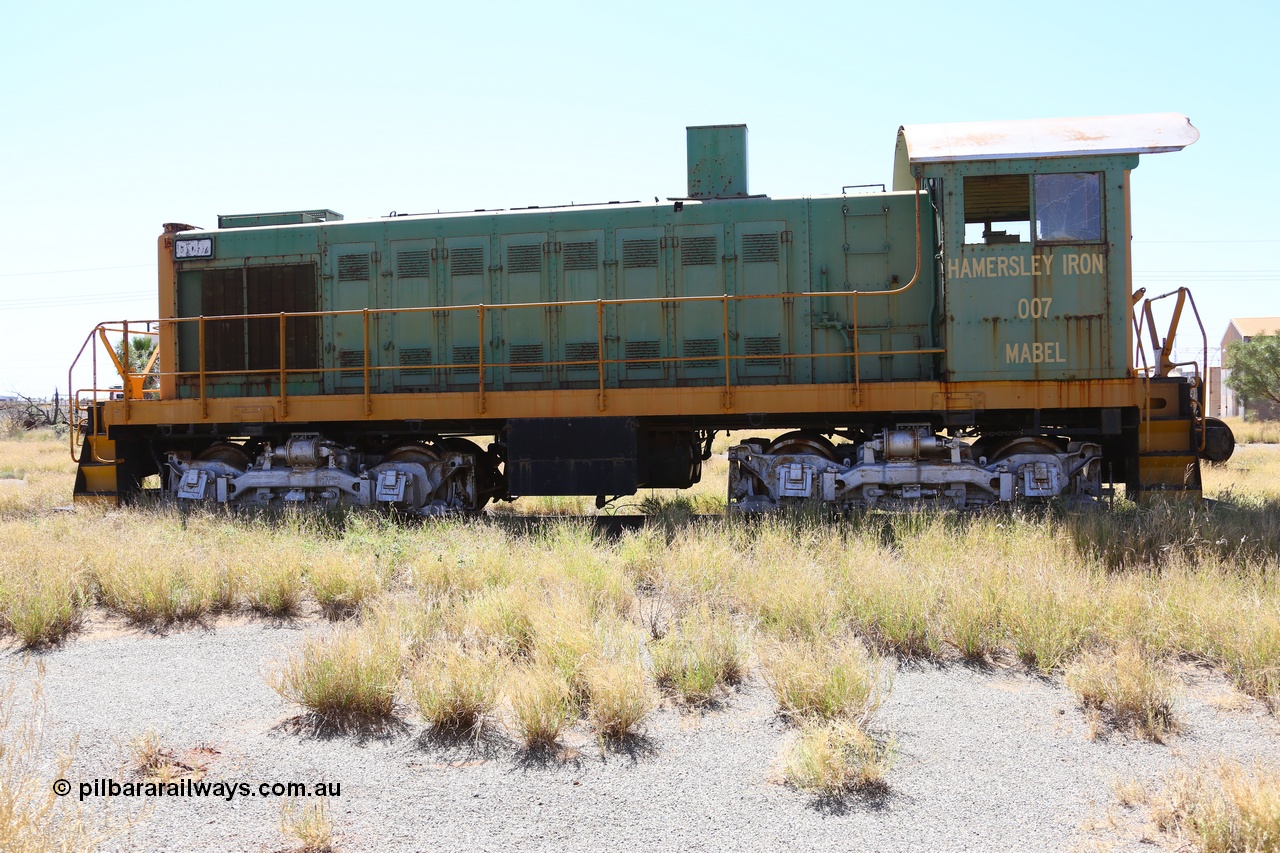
top-left (900, 113), bottom-right (1199, 164)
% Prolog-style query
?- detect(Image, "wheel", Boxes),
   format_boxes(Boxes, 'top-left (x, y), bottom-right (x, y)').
top-left (766, 431), bottom-right (838, 460)
top-left (198, 442), bottom-right (251, 470)
top-left (987, 436), bottom-right (1063, 462)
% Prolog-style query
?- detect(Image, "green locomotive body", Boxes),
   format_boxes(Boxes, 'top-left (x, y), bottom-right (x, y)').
top-left (71, 115), bottom-right (1226, 513)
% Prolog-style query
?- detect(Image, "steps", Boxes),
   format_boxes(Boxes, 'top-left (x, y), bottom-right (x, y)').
top-left (1134, 417), bottom-right (1202, 500)
top-left (73, 434), bottom-right (119, 507)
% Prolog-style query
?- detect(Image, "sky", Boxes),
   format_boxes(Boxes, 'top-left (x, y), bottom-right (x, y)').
top-left (1, 0), bottom-right (1276, 396)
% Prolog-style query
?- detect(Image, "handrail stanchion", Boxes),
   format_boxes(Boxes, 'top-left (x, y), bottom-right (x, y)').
top-left (852, 295), bottom-right (862, 408)
top-left (477, 304), bottom-right (487, 414)
top-left (596, 299), bottom-right (606, 412)
top-left (721, 294), bottom-right (732, 410)
top-left (122, 319), bottom-right (130, 423)
top-left (198, 316), bottom-right (207, 420)
top-left (362, 308), bottom-right (372, 416)
top-left (279, 312), bottom-right (288, 418)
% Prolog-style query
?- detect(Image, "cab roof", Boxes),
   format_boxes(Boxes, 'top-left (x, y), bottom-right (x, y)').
top-left (898, 113), bottom-right (1199, 164)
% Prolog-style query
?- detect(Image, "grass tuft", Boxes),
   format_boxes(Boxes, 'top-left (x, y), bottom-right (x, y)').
top-left (268, 625), bottom-right (401, 720)
top-left (0, 674), bottom-right (115, 851)
top-left (1065, 643), bottom-right (1179, 740)
top-left (280, 797), bottom-right (333, 853)
top-left (781, 720), bottom-right (895, 795)
top-left (409, 644), bottom-right (504, 733)
top-left (1, 567), bottom-right (88, 647)
top-left (307, 556), bottom-right (382, 620)
top-left (93, 551), bottom-right (229, 627)
top-left (650, 608), bottom-right (748, 704)
top-left (759, 636), bottom-right (888, 722)
top-left (584, 659), bottom-right (655, 740)
top-left (241, 547), bottom-right (306, 617)
top-left (505, 664), bottom-right (574, 749)
top-left (1134, 760), bottom-right (1280, 853)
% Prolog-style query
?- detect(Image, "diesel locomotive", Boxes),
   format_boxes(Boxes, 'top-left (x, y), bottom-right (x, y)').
top-left (70, 113), bottom-right (1232, 513)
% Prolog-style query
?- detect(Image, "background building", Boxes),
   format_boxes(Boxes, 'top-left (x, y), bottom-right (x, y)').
top-left (1219, 317), bottom-right (1280, 418)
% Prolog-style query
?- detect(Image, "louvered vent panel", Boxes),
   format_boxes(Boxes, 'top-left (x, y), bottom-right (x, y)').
top-left (399, 347), bottom-right (432, 379)
top-left (451, 248), bottom-right (484, 277)
top-left (681, 236), bottom-right (717, 266)
top-left (452, 345), bottom-right (479, 366)
top-left (510, 343), bottom-right (544, 373)
top-left (397, 250), bottom-right (430, 278)
top-left (565, 341), bottom-right (599, 367)
top-left (963, 174), bottom-right (1030, 222)
top-left (744, 335), bottom-right (783, 368)
top-left (507, 245), bottom-right (542, 274)
top-left (338, 254), bottom-right (370, 281)
top-left (742, 234), bottom-right (780, 264)
top-left (682, 337), bottom-right (720, 369)
top-left (622, 239), bottom-right (658, 269)
top-left (625, 340), bottom-right (661, 371)
top-left (563, 241), bottom-right (599, 271)
top-left (338, 349), bottom-right (365, 379)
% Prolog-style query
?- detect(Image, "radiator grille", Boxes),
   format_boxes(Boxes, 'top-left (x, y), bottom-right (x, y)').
top-left (622, 239), bottom-right (658, 269)
top-left (397, 250), bottom-right (430, 278)
top-left (507, 244), bottom-right (542, 274)
top-left (337, 254), bottom-right (370, 281)
top-left (452, 345), bottom-right (479, 367)
top-left (399, 347), bottom-right (432, 379)
top-left (625, 340), bottom-right (661, 371)
top-left (681, 236), bottom-right (717, 266)
top-left (565, 341), bottom-right (599, 368)
top-left (744, 335), bottom-right (783, 368)
top-left (563, 241), bottom-right (599, 271)
top-left (682, 337), bottom-right (720, 369)
top-left (451, 248), bottom-right (484, 277)
top-left (742, 233), bottom-right (780, 263)
top-left (509, 343), bottom-right (544, 373)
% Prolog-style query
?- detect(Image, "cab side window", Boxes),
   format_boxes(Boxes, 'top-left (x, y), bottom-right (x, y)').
top-left (962, 175), bottom-right (1030, 245)
top-left (1034, 173), bottom-right (1102, 243)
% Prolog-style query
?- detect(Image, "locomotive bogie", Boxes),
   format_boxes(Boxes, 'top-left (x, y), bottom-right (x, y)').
top-left (165, 434), bottom-right (485, 515)
top-left (727, 427), bottom-right (1102, 512)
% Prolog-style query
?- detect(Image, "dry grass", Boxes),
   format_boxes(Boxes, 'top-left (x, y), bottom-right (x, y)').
top-left (240, 544), bottom-right (307, 617)
top-left (0, 673), bottom-right (114, 852)
top-left (781, 720), bottom-right (895, 795)
top-left (584, 658), bottom-right (655, 741)
top-left (650, 608), bottom-right (748, 704)
top-left (0, 430), bottom-right (79, 518)
top-left (409, 644), bottom-right (504, 733)
top-left (1065, 643), bottom-right (1179, 740)
top-left (759, 636), bottom-right (889, 722)
top-left (1223, 418), bottom-right (1280, 446)
top-left (280, 797), bottom-right (333, 853)
top-left (92, 552), bottom-right (228, 627)
top-left (1121, 760), bottom-right (1280, 852)
top-left (505, 663), bottom-right (574, 749)
top-left (268, 625), bottom-right (401, 720)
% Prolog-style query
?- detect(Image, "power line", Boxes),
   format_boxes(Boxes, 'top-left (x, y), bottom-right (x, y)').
top-left (0, 263), bottom-right (153, 278)
top-left (0, 291), bottom-right (154, 310)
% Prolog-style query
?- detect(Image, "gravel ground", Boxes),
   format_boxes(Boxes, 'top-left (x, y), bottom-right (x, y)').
top-left (8, 615), bottom-right (1279, 852)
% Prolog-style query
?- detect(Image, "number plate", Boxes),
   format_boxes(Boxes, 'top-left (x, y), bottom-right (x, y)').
top-left (174, 238), bottom-right (213, 259)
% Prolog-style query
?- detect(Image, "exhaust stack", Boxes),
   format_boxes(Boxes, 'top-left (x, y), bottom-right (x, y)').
top-left (686, 124), bottom-right (748, 199)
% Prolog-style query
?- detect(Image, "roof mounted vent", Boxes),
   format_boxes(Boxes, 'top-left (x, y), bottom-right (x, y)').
top-left (216, 209), bottom-right (344, 229)
top-left (686, 124), bottom-right (749, 199)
